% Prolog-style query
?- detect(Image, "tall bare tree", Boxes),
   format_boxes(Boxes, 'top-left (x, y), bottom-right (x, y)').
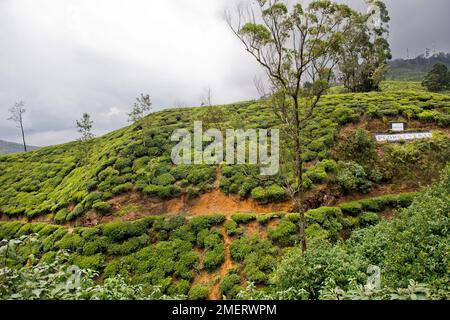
top-left (227, 0), bottom-right (353, 252)
top-left (8, 101), bottom-right (27, 152)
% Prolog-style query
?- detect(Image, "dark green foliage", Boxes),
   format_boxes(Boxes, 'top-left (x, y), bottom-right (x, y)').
top-left (220, 273), bottom-right (241, 298)
top-left (71, 253), bottom-right (105, 271)
top-left (338, 202), bottom-right (363, 216)
top-left (274, 241), bottom-right (365, 299)
top-left (231, 213), bottom-right (256, 224)
top-left (188, 285), bottom-right (210, 300)
top-left (230, 236), bottom-right (277, 285)
top-left (153, 173), bottom-right (176, 186)
top-left (102, 219), bottom-right (150, 242)
top-left (305, 207), bottom-right (343, 242)
top-left (143, 184), bottom-right (180, 199)
top-left (335, 161), bottom-right (372, 194)
top-left (422, 63), bottom-right (450, 92)
top-left (251, 184), bottom-right (287, 203)
top-left (359, 212), bottom-right (380, 227)
top-left (225, 220), bottom-right (244, 236)
top-left (92, 201), bottom-right (112, 213)
top-left (112, 182), bottom-right (133, 195)
top-left (268, 220), bottom-right (299, 246)
top-left (54, 209), bottom-right (68, 224)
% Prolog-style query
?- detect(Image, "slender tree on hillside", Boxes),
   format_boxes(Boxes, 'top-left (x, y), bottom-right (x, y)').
top-left (7, 101), bottom-right (27, 152)
top-left (76, 113), bottom-right (94, 142)
top-left (128, 94), bottom-right (152, 147)
top-left (76, 113), bottom-right (94, 164)
top-left (227, 0), bottom-right (353, 252)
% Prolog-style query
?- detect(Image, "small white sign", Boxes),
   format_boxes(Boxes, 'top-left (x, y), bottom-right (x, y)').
top-left (391, 123), bottom-right (405, 132)
top-left (375, 132), bottom-right (432, 142)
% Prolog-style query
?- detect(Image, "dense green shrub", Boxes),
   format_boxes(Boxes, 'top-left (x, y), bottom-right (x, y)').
top-left (225, 220), bottom-right (244, 236)
top-left (66, 203), bottom-right (86, 221)
top-left (268, 220), bottom-right (298, 246)
top-left (339, 202), bottom-right (363, 216)
top-left (203, 245), bottom-right (225, 271)
top-left (231, 213), bottom-right (256, 224)
top-left (274, 241), bottom-right (365, 299)
top-left (92, 201), bottom-right (112, 213)
top-left (335, 161), bottom-right (372, 194)
top-left (71, 253), bottom-right (105, 271)
top-left (54, 209), bottom-right (68, 224)
top-left (152, 173), bottom-right (176, 186)
top-left (102, 220), bottom-right (149, 242)
top-left (188, 285), bottom-right (210, 300)
top-left (359, 212), bottom-right (380, 227)
top-left (112, 182), bottom-right (133, 195)
top-left (220, 274), bottom-right (241, 298)
top-left (251, 185), bottom-right (287, 203)
top-left (143, 184), bottom-right (180, 199)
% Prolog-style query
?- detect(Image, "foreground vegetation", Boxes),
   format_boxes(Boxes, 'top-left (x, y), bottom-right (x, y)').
top-left (1, 166), bottom-right (448, 300)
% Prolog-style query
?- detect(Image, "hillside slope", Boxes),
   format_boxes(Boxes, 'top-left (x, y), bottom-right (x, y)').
top-left (0, 81), bottom-right (449, 300)
top-left (0, 82), bottom-right (449, 224)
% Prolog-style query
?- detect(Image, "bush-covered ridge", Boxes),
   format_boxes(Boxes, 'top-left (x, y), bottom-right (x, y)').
top-left (0, 82), bottom-right (449, 222)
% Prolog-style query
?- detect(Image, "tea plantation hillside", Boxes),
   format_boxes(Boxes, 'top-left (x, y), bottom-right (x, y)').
top-left (0, 81), bottom-right (449, 300)
top-left (0, 82), bottom-right (449, 222)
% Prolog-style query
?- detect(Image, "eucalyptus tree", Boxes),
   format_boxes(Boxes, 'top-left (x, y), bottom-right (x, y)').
top-left (339, 0), bottom-right (391, 92)
top-left (227, 0), bottom-right (353, 252)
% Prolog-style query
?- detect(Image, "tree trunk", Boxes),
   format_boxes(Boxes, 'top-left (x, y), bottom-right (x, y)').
top-left (293, 96), bottom-right (307, 253)
top-left (19, 116), bottom-right (27, 152)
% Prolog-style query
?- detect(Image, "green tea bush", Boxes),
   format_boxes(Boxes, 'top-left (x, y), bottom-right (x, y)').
top-left (339, 202), bottom-right (363, 216)
top-left (66, 203), bottom-right (86, 221)
top-left (359, 212), bottom-right (380, 227)
top-left (188, 285), bottom-right (210, 300)
top-left (268, 220), bottom-right (299, 246)
top-left (102, 220), bottom-right (150, 242)
top-left (187, 166), bottom-right (216, 185)
top-left (71, 253), bottom-right (105, 271)
top-left (225, 220), bottom-right (244, 236)
top-left (220, 274), bottom-right (241, 298)
top-left (54, 209), bottom-right (68, 224)
top-left (168, 280), bottom-right (191, 296)
top-left (112, 182), bottom-right (133, 195)
top-left (203, 245), bottom-right (225, 271)
top-left (231, 213), bottom-right (256, 224)
top-left (82, 236), bottom-right (110, 255)
top-left (108, 234), bottom-right (149, 255)
top-left (92, 201), bottom-right (112, 213)
top-left (152, 173), bottom-right (176, 186)
top-left (251, 184), bottom-right (287, 203)
top-left (335, 161), bottom-right (372, 194)
top-left (143, 184), bottom-right (180, 199)
top-left (55, 233), bottom-right (85, 253)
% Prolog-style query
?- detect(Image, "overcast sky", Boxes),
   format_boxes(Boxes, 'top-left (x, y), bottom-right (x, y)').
top-left (1, 0), bottom-right (449, 146)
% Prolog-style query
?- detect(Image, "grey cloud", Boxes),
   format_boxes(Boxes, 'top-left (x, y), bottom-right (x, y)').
top-left (0, 0), bottom-right (448, 146)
